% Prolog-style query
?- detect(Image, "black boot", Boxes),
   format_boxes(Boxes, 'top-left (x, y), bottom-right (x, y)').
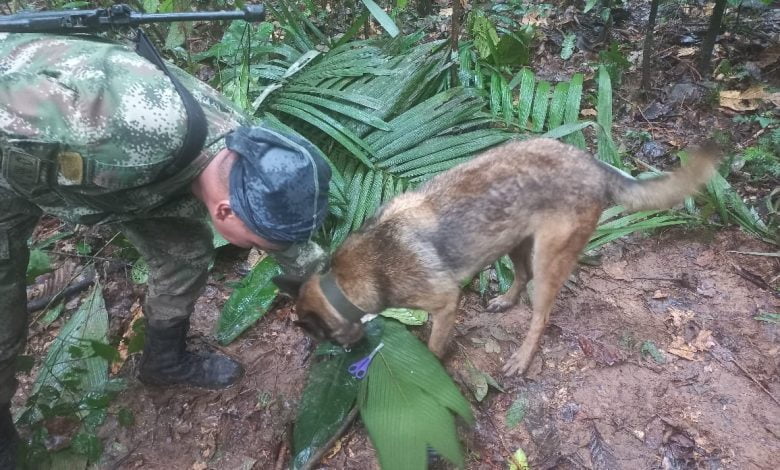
top-left (138, 319), bottom-right (244, 390)
top-left (0, 404), bottom-right (19, 470)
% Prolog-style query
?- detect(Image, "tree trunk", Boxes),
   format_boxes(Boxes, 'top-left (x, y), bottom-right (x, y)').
top-left (450, 0), bottom-right (464, 87)
top-left (699, 0), bottom-right (728, 74)
top-left (641, 0), bottom-right (660, 91)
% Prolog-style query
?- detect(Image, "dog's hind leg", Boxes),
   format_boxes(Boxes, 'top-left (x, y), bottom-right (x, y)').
top-left (486, 237), bottom-right (534, 313)
top-left (503, 212), bottom-right (599, 376)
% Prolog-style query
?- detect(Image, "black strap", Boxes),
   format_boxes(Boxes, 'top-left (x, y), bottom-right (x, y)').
top-left (133, 29), bottom-right (207, 177)
top-left (319, 271), bottom-right (366, 324)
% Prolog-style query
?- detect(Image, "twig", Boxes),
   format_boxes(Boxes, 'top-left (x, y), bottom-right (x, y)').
top-left (710, 351), bottom-right (780, 408)
top-left (274, 423), bottom-right (292, 470)
top-left (727, 250), bottom-right (780, 258)
top-left (298, 405), bottom-right (360, 470)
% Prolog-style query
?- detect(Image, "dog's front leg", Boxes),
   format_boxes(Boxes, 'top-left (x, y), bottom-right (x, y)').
top-left (426, 295), bottom-right (461, 359)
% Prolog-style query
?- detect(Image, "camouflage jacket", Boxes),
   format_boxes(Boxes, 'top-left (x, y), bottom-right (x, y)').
top-left (0, 32), bottom-right (251, 224)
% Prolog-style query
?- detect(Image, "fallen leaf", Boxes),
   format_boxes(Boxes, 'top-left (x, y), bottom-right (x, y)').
top-left (691, 329), bottom-right (716, 352)
top-left (581, 108), bottom-right (598, 117)
top-left (757, 45), bottom-right (780, 69)
top-left (589, 425), bottom-right (618, 470)
top-left (191, 463), bottom-right (207, 470)
top-left (676, 47), bottom-right (696, 58)
top-left (484, 337), bottom-right (501, 354)
top-left (668, 308), bottom-right (695, 329)
top-left (112, 301), bottom-right (144, 374)
top-left (653, 290), bottom-right (669, 299)
top-left (465, 365), bottom-right (504, 402)
top-left (577, 335), bottom-right (625, 366)
top-left (719, 86), bottom-right (780, 112)
top-left (506, 395), bottom-right (528, 429)
top-left (508, 447), bottom-right (529, 470)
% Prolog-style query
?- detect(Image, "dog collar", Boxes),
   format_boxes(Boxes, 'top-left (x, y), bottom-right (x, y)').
top-left (319, 271), bottom-right (366, 324)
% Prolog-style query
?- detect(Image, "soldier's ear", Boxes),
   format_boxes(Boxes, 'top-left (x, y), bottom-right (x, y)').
top-left (272, 274), bottom-right (304, 298)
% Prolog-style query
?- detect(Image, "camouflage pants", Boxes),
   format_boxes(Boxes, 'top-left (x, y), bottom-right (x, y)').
top-left (0, 185), bottom-right (215, 406)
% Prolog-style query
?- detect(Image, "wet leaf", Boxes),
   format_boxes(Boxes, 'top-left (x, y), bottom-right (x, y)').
top-left (292, 347), bottom-right (361, 470)
top-left (465, 365), bottom-right (504, 402)
top-left (88, 341), bottom-right (120, 363)
top-left (577, 335), bottom-right (626, 366)
top-left (506, 395), bottom-right (528, 429)
top-left (216, 256), bottom-right (282, 345)
top-left (379, 308), bottom-right (428, 326)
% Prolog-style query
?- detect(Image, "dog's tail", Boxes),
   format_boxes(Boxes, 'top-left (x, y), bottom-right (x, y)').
top-left (601, 150), bottom-right (720, 212)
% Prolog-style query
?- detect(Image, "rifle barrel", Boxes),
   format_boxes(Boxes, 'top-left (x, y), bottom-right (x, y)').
top-left (131, 5), bottom-right (265, 24)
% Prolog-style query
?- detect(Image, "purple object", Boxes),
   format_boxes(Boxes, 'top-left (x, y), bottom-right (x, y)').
top-left (348, 342), bottom-right (384, 380)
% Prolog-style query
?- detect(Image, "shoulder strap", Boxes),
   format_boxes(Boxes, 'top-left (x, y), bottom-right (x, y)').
top-left (133, 29), bottom-right (208, 177)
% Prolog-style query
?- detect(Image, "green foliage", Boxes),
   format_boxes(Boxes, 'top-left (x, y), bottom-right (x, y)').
top-left (18, 283), bottom-right (124, 469)
top-left (215, 256), bottom-right (282, 344)
top-left (598, 42), bottom-right (631, 86)
top-left (505, 395), bottom-right (528, 429)
top-left (358, 318), bottom-right (474, 470)
top-left (561, 33), bottom-right (576, 60)
top-left (26, 248), bottom-right (52, 283)
top-left (640, 340), bottom-right (665, 364)
top-left (293, 318), bottom-right (474, 470)
top-left (379, 308), bottom-right (428, 325)
top-left (130, 257), bottom-right (149, 285)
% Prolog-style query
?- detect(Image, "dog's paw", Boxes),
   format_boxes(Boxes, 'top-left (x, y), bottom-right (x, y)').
top-left (486, 296), bottom-right (515, 313)
top-left (502, 350), bottom-right (532, 377)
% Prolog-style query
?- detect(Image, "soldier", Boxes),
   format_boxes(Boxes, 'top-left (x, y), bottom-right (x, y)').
top-left (0, 32), bottom-right (331, 467)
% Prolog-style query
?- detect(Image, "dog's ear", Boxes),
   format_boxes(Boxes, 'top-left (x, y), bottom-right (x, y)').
top-left (272, 274), bottom-right (304, 298)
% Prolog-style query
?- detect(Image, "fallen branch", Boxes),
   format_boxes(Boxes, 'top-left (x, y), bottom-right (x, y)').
top-left (709, 350), bottom-right (780, 408)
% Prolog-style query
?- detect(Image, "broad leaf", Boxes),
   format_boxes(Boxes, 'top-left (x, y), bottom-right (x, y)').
top-left (360, 0), bottom-right (400, 37)
top-left (215, 256), bottom-right (282, 345)
top-left (26, 248), bottom-right (52, 283)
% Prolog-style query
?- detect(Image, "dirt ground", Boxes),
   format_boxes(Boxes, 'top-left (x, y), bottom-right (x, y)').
top-left (52, 226), bottom-right (776, 470)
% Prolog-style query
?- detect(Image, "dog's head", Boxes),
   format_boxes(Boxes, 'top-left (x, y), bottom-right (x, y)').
top-left (275, 273), bottom-right (366, 347)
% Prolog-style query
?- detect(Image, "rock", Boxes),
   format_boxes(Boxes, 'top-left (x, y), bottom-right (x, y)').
top-left (639, 140), bottom-right (668, 161)
top-left (667, 83), bottom-right (702, 106)
top-left (642, 102), bottom-right (672, 121)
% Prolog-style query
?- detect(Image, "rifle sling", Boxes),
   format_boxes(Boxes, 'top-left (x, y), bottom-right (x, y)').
top-left (133, 29), bottom-right (207, 178)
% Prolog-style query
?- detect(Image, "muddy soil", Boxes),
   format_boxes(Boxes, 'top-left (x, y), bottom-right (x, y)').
top-left (44, 227), bottom-right (777, 470)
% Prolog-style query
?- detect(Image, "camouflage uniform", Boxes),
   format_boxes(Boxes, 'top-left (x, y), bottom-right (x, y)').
top-left (0, 33), bottom-right (323, 405)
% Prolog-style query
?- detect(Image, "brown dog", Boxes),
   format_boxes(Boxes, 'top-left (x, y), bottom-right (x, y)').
top-left (280, 138), bottom-right (718, 376)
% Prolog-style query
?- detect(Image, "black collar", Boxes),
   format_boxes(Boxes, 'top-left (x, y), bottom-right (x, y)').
top-left (319, 271), bottom-right (366, 324)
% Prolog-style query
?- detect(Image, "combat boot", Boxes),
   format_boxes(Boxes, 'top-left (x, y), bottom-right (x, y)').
top-left (138, 319), bottom-right (244, 389)
top-left (0, 403), bottom-right (19, 470)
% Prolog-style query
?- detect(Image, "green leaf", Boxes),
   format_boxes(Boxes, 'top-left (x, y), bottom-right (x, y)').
top-left (492, 31), bottom-right (532, 67)
top-left (89, 341), bottom-right (120, 363)
top-left (754, 313), bottom-right (780, 324)
top-left (561, 33), bottom-right (576, 60)
top-left (379, 308), bottom-right (428, 326)
top-left (39, 302), bottom-right (65, 327)
top-left (640, 340), bottom-right (666, 364)
top-left (26, 248), bottom-right (52, 283)
top-left (531, 80), bottom-right (551, 133)
top-left (465, 365), bottom-right (504, 402)
top-left (117, 408), bottom-right (135, 427)
top-left (506, 395), bottom-right (528, 429)
top-left (584, 0), bottom-right (600, 13)
top-left (596, 65), bottom-right (620, 167)
top-left (547, 82), bottom-right (569, 130)
top-left (516, 68), bottom-right (535, 129)
top-left (360, 0), bottom-right (400, 37)
top-left (76, 241), bottom-right (92, 256)
top-left (358, 318), bottom-right (474, 470)
top-left (508, 448), bottom-right (530, 470)
top-left (31, 282), bottom-right (109, 403)
top-left (130, 257), bottom-right (149, 285)
top-left (216, 256), bottom-right (282, 345)
top-left (292, 349), bottom-right (360, 470)
top-left (71, 432), bottom-right (102, 462)
top-left (542, 121), bottom-right (596, 139)
top-left (563, 72), bottom-right (586, 148)
top-left (143, 0), bottom-right (160, 13)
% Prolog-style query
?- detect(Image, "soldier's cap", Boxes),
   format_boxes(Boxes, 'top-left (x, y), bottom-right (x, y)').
top-left (226, 126), bottom-right (331, 245)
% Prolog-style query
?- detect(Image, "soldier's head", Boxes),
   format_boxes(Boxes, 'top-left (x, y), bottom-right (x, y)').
top-left (197, 126), bottom-right (331, 252)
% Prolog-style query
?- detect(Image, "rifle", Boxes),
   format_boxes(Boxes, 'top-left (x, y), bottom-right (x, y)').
top-left (0, 3), bottom-right (266, 33)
